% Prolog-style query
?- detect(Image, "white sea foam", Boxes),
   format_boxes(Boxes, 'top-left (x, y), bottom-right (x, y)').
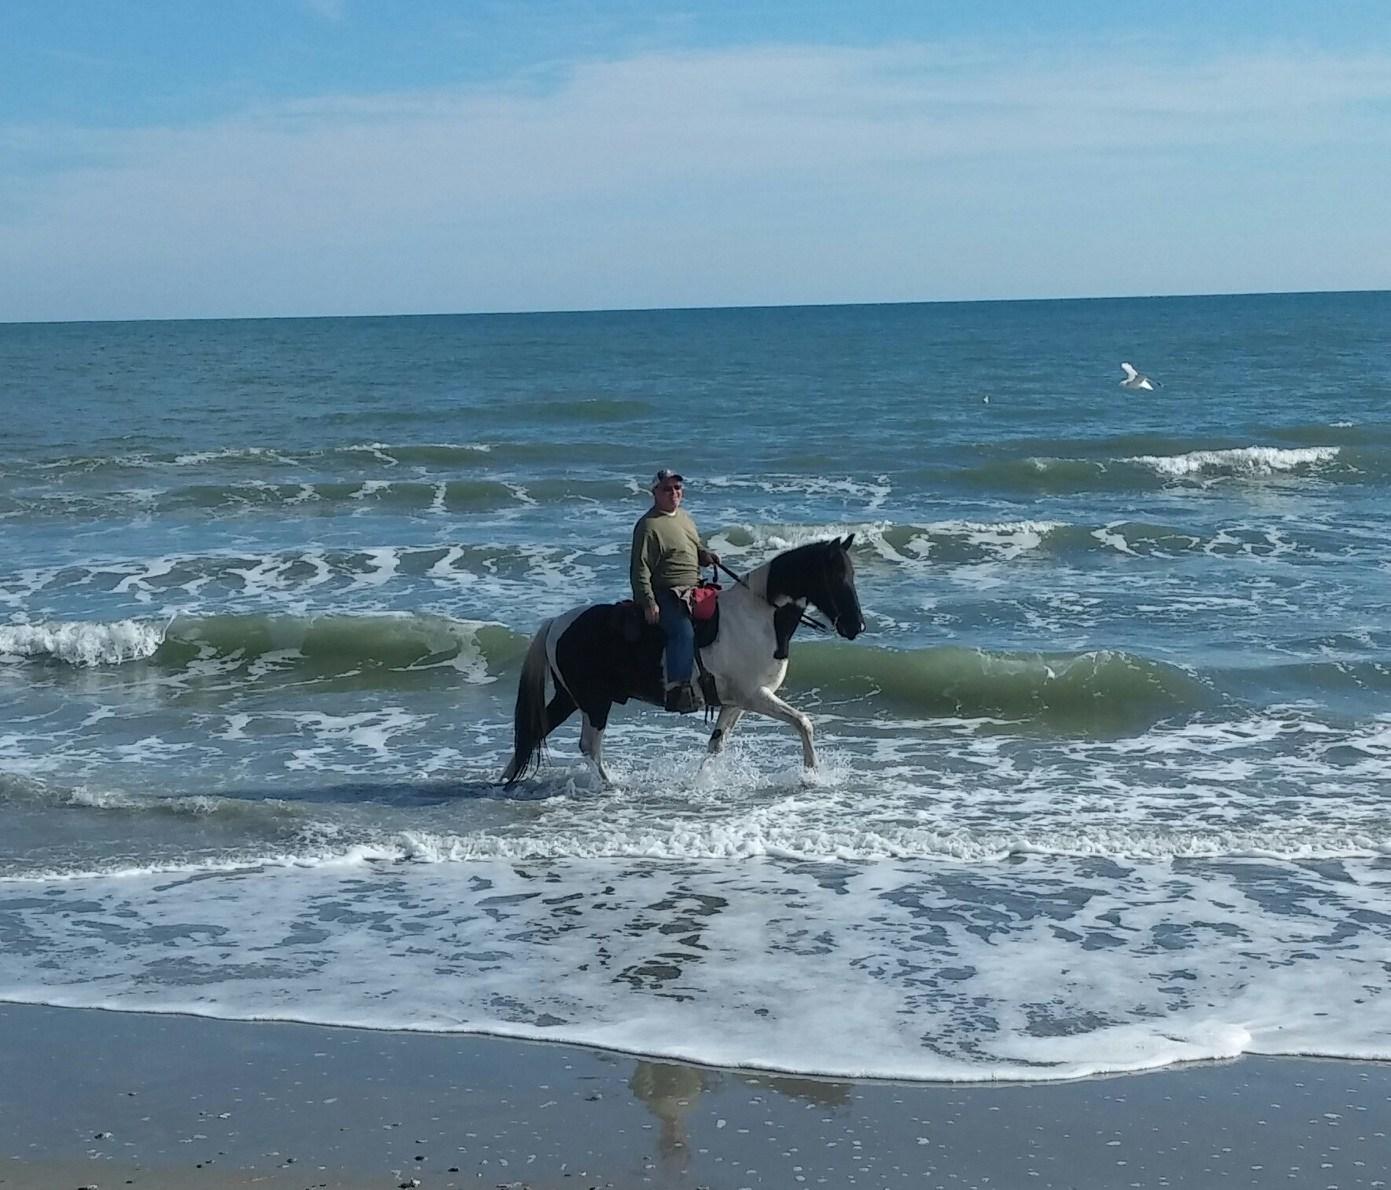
top-left (917, 519), bottom-right (1066, 560)
top-left (226, 555), bottom-right (299, 598)
top-left (62, 786), bottom-right (258, 817)
top-left (351, 479), bottom-right (392, 500)
top-left (2, 853), bottom-right (1388, 1082)
top-left (1091, 524), bottom-right (1137, 554)
top-left (112, 557), bottom-right (179, 603)
top-left (344, 547), bottom-right (400, 589)
top-left (714, 521), bottom-right (895, 556)
top-left (348, 441), bottom-right (493, 456)
top-left (713, 518), bottom-right (1072, 571)
top-left (0, 566), bottom-right (52, 607)
top-left (317, 819), bottom-right (1391, 864)
top-left (705, 473), bottom-right (892, 508)
top-left (0, 618), bottom-right (167, 665)
top-left (172, 446), bottom-right (295, 466)
top-left (5, 811), bottom-right (1385, 877)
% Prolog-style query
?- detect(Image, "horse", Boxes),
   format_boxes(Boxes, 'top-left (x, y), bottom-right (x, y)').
top-left (500, 535), bottom-right (865, 786)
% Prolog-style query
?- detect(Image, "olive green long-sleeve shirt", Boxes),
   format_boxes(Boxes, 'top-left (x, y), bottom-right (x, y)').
top-left (630, 507), bottom-right (706, 606)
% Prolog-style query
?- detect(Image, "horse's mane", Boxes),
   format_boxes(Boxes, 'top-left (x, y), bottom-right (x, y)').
top-left (766, 536), bottom-right (849, 602)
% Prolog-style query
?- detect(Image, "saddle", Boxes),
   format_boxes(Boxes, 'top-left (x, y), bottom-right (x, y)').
top-left (610, 586), bottom-right (722, 708)
top-left (614, 585), bottom-right (721, 651)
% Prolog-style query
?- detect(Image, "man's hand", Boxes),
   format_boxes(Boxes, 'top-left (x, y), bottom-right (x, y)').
top-left (643, 601), bottom-right (660, 625)
top-left (701, 549), bottom-right (721, 569)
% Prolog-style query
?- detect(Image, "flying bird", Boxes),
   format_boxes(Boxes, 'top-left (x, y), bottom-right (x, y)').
top-left (1119, 362), bottom-right (1158, 391)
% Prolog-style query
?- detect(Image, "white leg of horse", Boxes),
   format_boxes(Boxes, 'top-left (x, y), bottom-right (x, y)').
top-left (706, 706), bottom-right (745, 756)
top-left (697, 706), bottom-right (746, 773)
top-left (579, 714), bottom-right (612, 784)
top-left (745, 687), bottom-right (816, 770)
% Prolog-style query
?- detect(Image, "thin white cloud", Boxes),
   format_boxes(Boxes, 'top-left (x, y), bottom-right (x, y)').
top-left (303, 0), bottom-right (346, 22)
top-left (2, 41), bottom-right (1387, 320)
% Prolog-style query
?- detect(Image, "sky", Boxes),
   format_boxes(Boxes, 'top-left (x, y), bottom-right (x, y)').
top-left (3, 1), bottom-right (1390, 322)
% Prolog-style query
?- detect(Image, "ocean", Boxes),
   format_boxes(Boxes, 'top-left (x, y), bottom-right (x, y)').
top-left (1, 292), bottom-right (1388, 1082)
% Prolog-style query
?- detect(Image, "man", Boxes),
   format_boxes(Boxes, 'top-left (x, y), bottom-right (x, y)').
top-left (630, 468), bottom-right (720, 713)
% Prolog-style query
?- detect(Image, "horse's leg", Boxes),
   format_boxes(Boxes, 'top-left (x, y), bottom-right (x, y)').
top-left (744, 687), bottom-right (817, 770)
top-left (501, 621), bottom-right (574, 787)
top-left (705, 706), bottom-right (745, 757)
top-left (546, 690), bottom-right (576, 733)
top-left (578, 703), bottom-right (613, 785)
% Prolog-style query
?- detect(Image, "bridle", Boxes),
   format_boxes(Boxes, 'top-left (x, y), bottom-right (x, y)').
top-left (713, 559), bottom-right (830, 634)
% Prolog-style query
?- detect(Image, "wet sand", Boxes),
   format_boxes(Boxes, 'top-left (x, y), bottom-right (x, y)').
top-left (1, 1001), bottom-right (1387, 1189)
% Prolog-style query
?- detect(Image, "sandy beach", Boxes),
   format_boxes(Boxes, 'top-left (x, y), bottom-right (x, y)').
top-left (1, 1002), bottom-right (1386, 1189)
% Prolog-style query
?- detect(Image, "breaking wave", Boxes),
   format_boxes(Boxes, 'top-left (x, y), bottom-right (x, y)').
top-left (0, 613), bottom-right (529, 680)
top-left (788, 642), bottom-right (1213, 727)
top-left (717, 518), bottom-right (1306, 566)
top-left (961, 444), bottom-right (1356, 493)
top-left (8, 821), bottom-right (1389, 881)
top-left (1123, 445), bottom-right (1341, 478)
top-left (0, 617), bottom-right (168, 665)
top-left (2, 477), bottom-right (635, 519)
top-left (8, 612), bottom-right (1345, 724)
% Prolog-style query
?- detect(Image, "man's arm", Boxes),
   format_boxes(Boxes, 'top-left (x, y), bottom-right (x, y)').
top-left (688, 512), bottom-right (720, 570)
top-left (631, 520), bottom-right (658, 610)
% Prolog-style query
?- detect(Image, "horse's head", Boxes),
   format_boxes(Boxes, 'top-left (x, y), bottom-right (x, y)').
top-left (819, 534), bottom-right (865, 640)
top-left (768, 535), bottom-right (866, 640)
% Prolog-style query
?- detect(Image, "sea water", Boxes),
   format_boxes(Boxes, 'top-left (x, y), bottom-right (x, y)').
top-left (1, 293), bottom-right (1388, 1081)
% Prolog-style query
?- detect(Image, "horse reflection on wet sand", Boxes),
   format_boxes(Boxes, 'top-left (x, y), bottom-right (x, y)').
top-left (501, 537), bottom-right (865, 785)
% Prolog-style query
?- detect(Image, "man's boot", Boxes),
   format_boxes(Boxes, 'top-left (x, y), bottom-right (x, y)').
top-left (664, 683), bottom-right (699, 714)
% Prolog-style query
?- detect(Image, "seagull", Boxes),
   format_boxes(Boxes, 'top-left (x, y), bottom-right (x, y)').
top-left (1119, 362), bottom-right (1158, 391)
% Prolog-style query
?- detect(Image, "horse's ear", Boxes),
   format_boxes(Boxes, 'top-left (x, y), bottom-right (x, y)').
top-left (840, 534), bottom-right (855, 551)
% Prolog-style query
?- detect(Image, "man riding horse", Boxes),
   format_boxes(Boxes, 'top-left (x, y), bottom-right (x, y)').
top-left (499, 473), bottom-right (864, 787)
top-left (630, 468), bottom-right (720, 714)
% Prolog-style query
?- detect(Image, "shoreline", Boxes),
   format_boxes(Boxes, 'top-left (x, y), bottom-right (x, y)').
top-left (3, 1003), bottom-right (1389, 1189)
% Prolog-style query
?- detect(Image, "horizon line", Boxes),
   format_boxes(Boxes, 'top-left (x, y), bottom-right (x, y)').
top-left (4, 286), bottom-right (1387, 329)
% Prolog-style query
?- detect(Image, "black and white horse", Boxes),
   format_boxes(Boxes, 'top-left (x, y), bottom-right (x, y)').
top-left (500, 535), bottom-right (865, 785)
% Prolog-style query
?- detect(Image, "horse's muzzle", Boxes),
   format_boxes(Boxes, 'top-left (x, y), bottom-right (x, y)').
top-left (836, 616), bottom-right (864, 640)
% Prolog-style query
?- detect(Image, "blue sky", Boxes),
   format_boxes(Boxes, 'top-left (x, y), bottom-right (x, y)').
top-left (3, 1), bottom-right (1389, 322)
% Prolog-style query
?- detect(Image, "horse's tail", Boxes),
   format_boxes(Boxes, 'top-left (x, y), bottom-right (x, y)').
top-left (500, 619), bottom-right (554, 787)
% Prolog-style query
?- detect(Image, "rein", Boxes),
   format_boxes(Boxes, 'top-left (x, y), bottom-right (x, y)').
top-left (713, 560), bottom-right (830, 633)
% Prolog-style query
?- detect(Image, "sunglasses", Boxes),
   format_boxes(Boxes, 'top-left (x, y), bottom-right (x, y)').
top-left (658, 483), bottom-right (684, 493)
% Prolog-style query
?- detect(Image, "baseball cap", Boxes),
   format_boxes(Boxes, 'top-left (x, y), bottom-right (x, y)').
top-left (650, 468), bottom-right (685, 490)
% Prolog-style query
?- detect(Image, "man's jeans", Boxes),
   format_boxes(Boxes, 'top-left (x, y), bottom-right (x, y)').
top-left (655, 588), bottom-right (695, 686)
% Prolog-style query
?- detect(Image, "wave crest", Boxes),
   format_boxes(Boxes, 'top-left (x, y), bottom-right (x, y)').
top-left (1124, 445), bottom-right (1340, 478)
top-left (963, 443), bottom-right (1349, 493)
top-left (789, 643), bottom-right (1212, 726)
top-left (0, 618), bottom-right (167, 665)
top-left (1, 612), bottom-right (528, 680)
